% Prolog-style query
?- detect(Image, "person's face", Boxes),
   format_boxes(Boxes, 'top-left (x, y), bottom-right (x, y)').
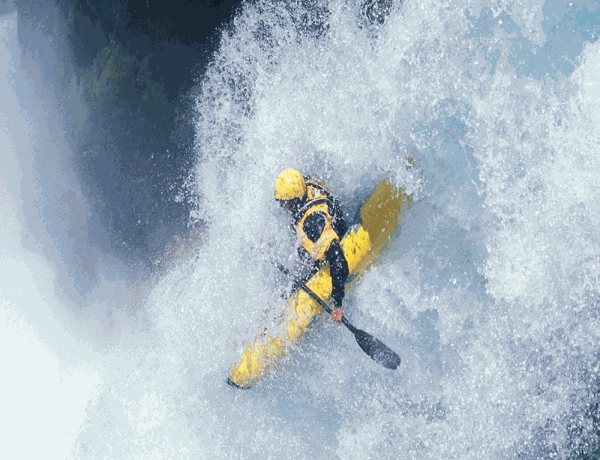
top-left (279, 199), bottom-right (292, 214)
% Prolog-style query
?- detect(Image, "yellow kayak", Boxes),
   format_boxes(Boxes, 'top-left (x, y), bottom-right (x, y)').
top-left (227, 178), bottom-right (413, 388)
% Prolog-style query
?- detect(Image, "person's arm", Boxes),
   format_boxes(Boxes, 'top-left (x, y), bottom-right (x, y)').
top-left (325, 240), bottom-right (349, 321)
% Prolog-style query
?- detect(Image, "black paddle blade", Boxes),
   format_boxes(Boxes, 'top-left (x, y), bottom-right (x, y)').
top-left (354, 329), bottom-right (401, 370)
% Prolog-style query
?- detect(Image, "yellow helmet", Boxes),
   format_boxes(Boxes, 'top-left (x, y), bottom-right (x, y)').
top-left (275, 168), bottom-right (306, 200)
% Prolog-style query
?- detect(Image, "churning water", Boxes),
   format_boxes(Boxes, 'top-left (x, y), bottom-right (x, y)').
top-left (2, 0), bottom-right (600, 458)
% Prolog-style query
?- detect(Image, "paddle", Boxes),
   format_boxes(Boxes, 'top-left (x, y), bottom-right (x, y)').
top-left (277, 264), bottom-right (401, 370)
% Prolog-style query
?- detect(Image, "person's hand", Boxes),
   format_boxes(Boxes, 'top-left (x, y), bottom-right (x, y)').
top-left (331, 306), bottom-right (343, 322)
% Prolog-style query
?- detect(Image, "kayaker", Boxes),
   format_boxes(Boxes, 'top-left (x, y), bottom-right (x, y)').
top-left (275, 168), bottom-right (349, 322)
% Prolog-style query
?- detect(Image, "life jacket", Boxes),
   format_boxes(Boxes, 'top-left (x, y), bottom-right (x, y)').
top-left (295, 177), bottom-right (339, 261)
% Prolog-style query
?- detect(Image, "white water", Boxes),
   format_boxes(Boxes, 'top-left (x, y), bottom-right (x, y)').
top-left (2, 0), bottom-right (600, 458)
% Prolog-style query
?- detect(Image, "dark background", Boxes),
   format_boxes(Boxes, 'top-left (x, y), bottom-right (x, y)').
top-left (8, 0), bottom-right (244, 295)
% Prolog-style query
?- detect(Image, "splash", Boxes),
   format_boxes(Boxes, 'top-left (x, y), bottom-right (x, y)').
top-left (75, 0), bottom-right (600, 458)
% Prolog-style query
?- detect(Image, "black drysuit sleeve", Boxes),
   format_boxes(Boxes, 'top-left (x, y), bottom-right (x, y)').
top-left (325, 240), bottom-right (349, 309)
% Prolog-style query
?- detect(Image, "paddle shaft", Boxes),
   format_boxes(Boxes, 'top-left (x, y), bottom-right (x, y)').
top-left (277, 264), bottom-right (401, 370)
top-left (277, 264), bottom-right (356, 331)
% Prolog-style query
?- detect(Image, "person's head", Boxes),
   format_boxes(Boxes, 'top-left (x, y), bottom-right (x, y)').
top-left (275, 168), bottom-right (306, 216)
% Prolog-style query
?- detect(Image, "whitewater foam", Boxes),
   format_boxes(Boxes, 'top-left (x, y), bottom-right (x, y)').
top-left (4, 0), bottom-right (600, 458)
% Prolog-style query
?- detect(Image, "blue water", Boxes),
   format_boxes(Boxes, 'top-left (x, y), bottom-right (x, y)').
top-left (1, 0), bottom-right (600, 458)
